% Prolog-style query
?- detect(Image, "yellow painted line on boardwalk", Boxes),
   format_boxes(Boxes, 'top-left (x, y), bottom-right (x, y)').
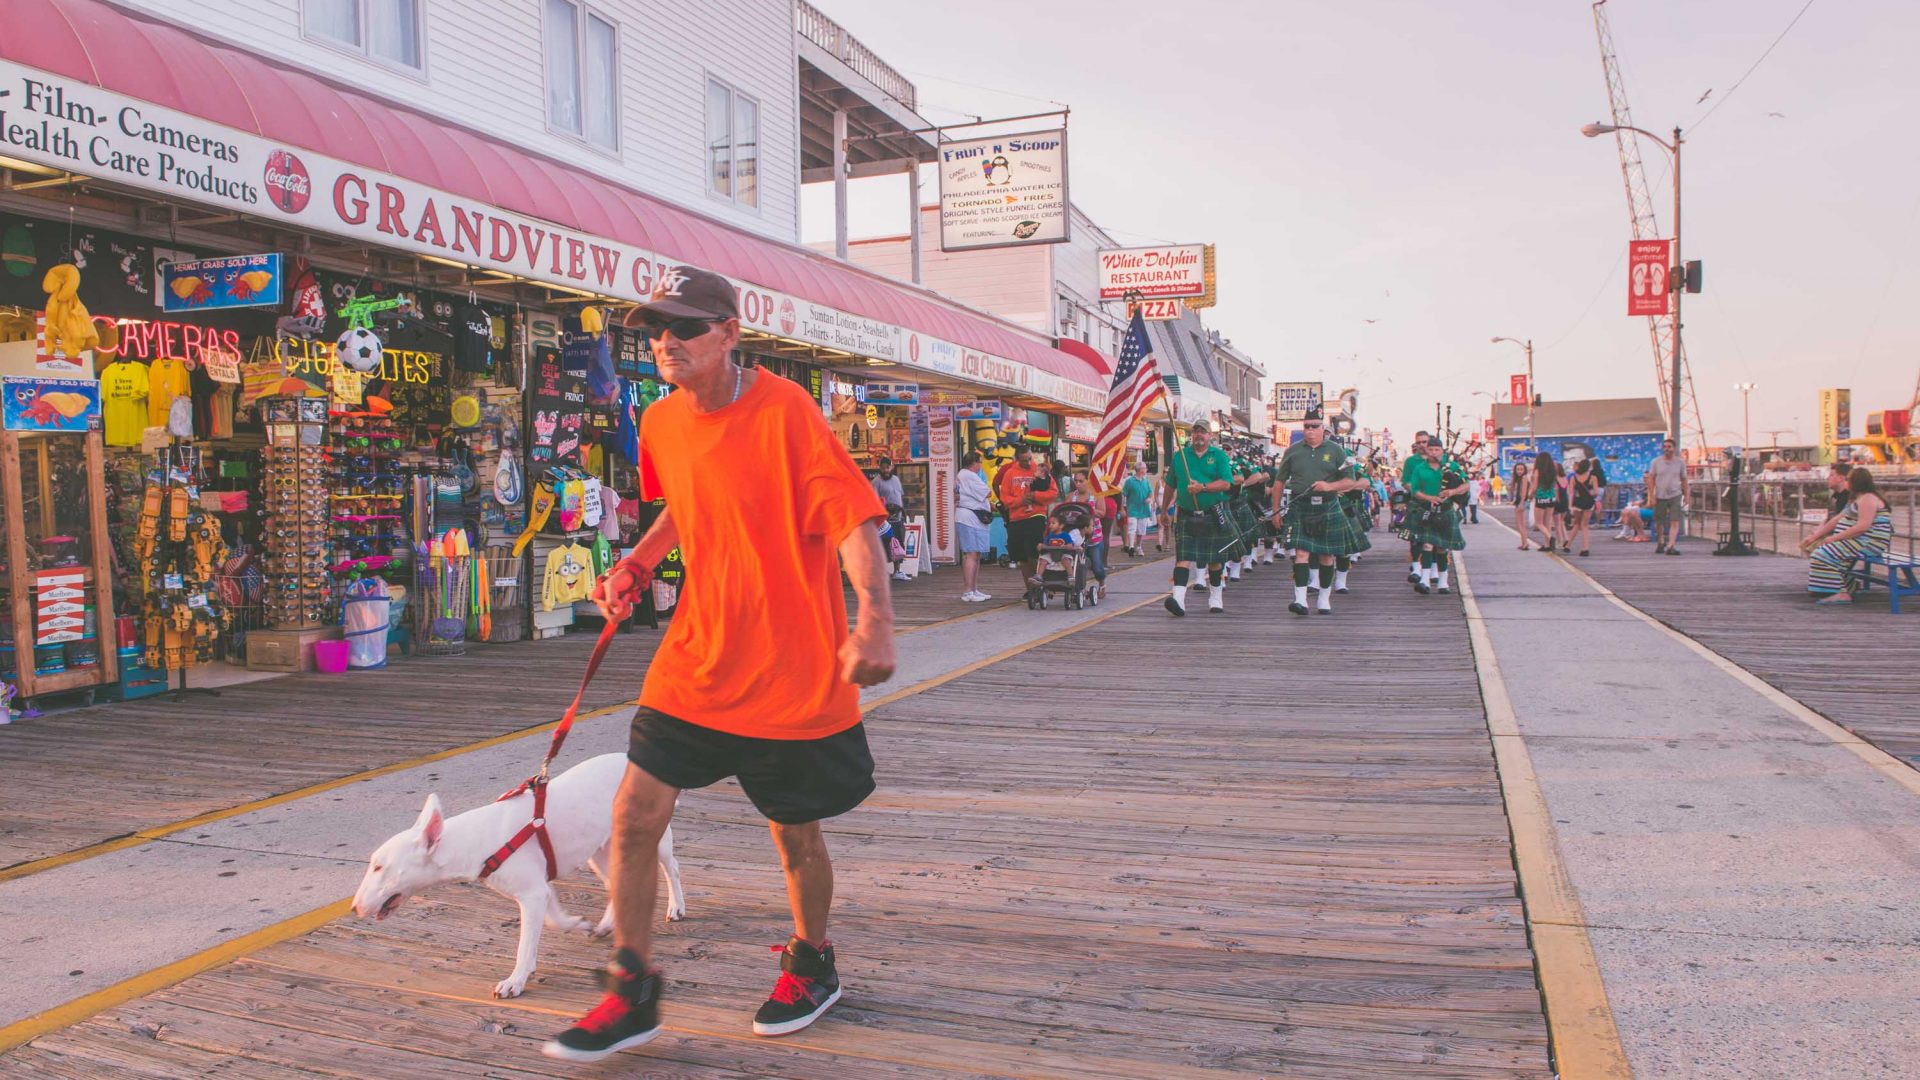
top-left (0, 899), bottom-right (352, 1054)
top-left (0, 594), bottom-right (1157, 1055)
top-left (1553, 551), bottom-right (1920, 799)
top-left (1455, 556), bottom-right (1632, 1080)
top-left (0, 701), bottom-right (635, 886)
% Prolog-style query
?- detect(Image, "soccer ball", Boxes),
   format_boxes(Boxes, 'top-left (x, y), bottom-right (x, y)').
top-left (334, 326), bottom-right (384, 373)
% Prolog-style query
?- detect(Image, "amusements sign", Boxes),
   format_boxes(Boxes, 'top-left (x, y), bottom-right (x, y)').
top-left (1269, 382), bottom-right (1323, 423)
top-left (529, 348), bottom-right (588, 466)
top-left (937, 129), bottom-right (1069, 252)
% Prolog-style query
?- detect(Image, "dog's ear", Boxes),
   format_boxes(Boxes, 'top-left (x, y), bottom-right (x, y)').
top-left (414, 793), bottom-right (445, 853)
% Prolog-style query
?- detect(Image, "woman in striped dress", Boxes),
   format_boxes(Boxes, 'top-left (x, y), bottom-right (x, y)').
top-left (1801, 467), bottom-right (1893, 603)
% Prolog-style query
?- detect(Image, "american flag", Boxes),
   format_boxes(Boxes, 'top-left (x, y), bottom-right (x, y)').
top-left (1088, 308), bottom-right (1170, 493)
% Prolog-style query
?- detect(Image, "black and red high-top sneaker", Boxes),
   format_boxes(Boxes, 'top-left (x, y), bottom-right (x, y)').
top-left (752, 936), bottom-right (842, 1036)
top-left (542, 949), bottom-right (662, 1062)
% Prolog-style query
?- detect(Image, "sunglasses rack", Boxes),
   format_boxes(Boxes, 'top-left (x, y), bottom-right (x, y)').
top-left (327, 411), bottom-right (412, 592)
top-left (262, 419), bottom-right (332, 630)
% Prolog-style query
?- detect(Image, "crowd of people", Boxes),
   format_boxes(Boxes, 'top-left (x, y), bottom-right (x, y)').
top-left (918, 412), bottom-right (1902, 616)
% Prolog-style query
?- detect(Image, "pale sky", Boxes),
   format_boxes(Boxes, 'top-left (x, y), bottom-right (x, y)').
top-left (800, 0), bottom-right (1917, 449)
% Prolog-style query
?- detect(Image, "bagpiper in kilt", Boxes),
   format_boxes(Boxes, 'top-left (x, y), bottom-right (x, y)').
top-left (1224, 464), bottom-right (1261, 577)
top-left (1402, 439), bottom-right (1469, 595)
top-left (1161, 420), bottom-right (1238, 615)
top-left (1272, 406), bottom-right (1362, 616)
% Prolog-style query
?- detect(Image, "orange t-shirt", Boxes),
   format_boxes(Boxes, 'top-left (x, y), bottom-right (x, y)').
top-left (637, 373), bottom-right (886, 740)
top-left (996, 462), bottom-right (1057, 521)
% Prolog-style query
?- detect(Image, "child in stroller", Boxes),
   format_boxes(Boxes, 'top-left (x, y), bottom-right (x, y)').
top-left (1028, 503), bottom-right (1101, 610)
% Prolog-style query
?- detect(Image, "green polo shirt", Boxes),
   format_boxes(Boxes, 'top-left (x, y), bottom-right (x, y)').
top-left (1275, 439), bottom-right (1351, 496)
top-left (1166, 444), bottom-right (1234, 511)
top-left (1403, 455), bottom-right (1444, 498)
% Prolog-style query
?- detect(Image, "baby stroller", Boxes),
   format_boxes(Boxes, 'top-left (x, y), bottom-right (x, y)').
top-left (1027, 502), bottom-right (1101, 610)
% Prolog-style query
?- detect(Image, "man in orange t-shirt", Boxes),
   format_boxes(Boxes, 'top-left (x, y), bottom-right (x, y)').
top-left (546, 267), bottom-right (894, 1064)
top-left (994, 442), bottom-right (1058, 587)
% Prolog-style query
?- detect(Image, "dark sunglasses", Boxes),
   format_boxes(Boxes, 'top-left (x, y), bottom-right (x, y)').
top-left (641, 315), bottom-right (722, 340)
top-left (1303, 423), bottom-right (1323, 430)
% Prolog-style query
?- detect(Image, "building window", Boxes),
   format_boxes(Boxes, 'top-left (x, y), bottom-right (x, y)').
top-left (546, 0), bottom-right (619, 150)
top-left (304, 0), bottom-right (423, 70)
top-left (706, 78), bottom-right (759, 208)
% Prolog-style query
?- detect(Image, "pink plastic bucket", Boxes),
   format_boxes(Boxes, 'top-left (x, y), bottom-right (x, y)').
top-left (312, 639), bottom-right (351, 674)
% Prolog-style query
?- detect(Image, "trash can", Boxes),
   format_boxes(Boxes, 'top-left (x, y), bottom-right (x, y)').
top-left (342, 578), bottom-right (392, 669)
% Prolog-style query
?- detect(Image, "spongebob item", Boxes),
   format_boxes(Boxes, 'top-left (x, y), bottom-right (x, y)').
top-left (41, 264), bottom-right (100, 358)
top-left (509, 476), bottom-right (558, 558)
top-left (542, 541), bottom-right (594, 611)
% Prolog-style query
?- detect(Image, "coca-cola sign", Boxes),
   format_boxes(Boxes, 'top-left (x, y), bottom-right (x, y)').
top-left (263, 149), bottom-right (311, 214)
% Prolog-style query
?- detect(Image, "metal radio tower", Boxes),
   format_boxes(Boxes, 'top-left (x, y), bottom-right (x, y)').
top-left (1591, 0), bottom-right (1707, 448)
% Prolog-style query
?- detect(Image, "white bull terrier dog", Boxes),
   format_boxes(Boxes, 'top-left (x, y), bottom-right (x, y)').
top-left (351, 752), bottom-right (685, 999)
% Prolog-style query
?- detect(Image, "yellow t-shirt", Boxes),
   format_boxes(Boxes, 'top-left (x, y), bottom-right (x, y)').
top-left (147, 357), bottom-right (190, 429)
top-left (99, 360), bottom-right (150, 447)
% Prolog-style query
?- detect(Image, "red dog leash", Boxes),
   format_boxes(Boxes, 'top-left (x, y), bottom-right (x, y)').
top-left (480, 563), bottom-right (647, 882)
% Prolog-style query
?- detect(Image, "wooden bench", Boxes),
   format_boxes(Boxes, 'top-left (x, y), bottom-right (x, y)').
top-left (1846, 551), bottom-right (1920, 614)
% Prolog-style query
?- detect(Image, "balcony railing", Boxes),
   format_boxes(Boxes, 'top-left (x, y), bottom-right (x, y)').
top-left (796, 0), bottom-right (917, 111)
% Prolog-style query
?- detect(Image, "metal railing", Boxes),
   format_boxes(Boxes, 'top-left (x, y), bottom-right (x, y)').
top-left (795, 0), bottom-right (918, 110)
top-left (1686, 477), bottom-right (1919, 558)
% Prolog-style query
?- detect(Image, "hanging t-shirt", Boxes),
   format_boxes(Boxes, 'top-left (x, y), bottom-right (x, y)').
top-left (207, 383), bottom-right (237, 440)
top-left (580, 476), bottom-right (604, 529)
top-left (98, 360), bottom-right (149, 447)
top-left (542, 542), bottom-right (594, 610)
top-left (452, 302), bottom-right (494, 373)
top-left (597, 486), bottom-right (624, 543)
top-left (147, 357), bottom-right (190, 429)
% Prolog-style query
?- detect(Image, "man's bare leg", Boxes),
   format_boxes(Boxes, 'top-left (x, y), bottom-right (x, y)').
top-left (610, 764), bottom-right (680, 967)
top-left (770, 820), bottom-right (834, 945)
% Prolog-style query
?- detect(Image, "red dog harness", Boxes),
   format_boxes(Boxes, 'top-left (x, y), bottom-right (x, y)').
top-left (478, 562), bottom-right (645, 883)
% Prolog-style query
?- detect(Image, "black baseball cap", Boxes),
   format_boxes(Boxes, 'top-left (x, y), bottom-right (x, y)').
top-left (629, 264), bottom-right (738, 322)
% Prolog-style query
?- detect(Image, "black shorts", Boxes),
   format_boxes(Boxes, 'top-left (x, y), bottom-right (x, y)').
top-left (627, 708), bottom-right (875, 825)
top-left (1006, 516), bottom-right (1046, 562)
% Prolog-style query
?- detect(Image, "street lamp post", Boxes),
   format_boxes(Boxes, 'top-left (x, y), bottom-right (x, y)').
top-left (1582, 121), bottom-right (1685, 452)
top-left (1734, 382), bottom-right (1757, 454)
top-left (1491, 336), bottom-right (1534, 453)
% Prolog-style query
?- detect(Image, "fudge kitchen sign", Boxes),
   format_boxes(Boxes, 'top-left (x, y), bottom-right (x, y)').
top-left (0, 62), bottom-right (1099, 409)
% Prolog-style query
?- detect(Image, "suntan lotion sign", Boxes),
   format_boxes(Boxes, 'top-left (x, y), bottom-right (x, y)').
top-left (937, 129), bottom-right (1069, 252)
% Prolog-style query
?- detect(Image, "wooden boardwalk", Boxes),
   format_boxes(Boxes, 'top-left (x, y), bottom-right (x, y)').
top-left (0, 554), bottom-right (1143, 873)
top-left (1, 557), bottom-right (1551, 1078)
top-left (1574, 536), bottom-right (1920, 764)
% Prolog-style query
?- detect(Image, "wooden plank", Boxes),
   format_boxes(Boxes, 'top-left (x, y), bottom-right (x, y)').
top-left (1575, 540), bottom-right (1920, 763)
top-left (1, 557), bottom-right (1552, 1077)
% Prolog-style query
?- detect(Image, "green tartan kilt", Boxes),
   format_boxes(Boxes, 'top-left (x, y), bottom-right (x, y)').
top-left (1230, 500), bottom-right (1261, 555)
top-left (1402, 503), bottom-right (1466, 551)
top-left (1174, 508), bottom-right (1241, 564)
top-left (1285, 497), bottom-right (1371, 556)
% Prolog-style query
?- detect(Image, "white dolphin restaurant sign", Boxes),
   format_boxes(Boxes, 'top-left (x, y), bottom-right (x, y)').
top-left (0, 60), bottom-right (1101, 412)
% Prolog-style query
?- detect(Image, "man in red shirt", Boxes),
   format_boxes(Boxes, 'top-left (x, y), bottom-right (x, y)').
top-left (995, 442), bottom-right (1058, 588)
top-left (545, 267), bottom-right (895, 1063)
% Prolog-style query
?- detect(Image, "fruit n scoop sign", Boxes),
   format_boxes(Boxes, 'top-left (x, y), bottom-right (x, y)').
top-left (937, 129), bottom-right (1070, 252)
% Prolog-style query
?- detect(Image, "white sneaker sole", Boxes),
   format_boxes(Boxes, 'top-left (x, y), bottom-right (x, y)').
top-left (753, 986), bottom-right (843, 1036)
top-left (541, 1026), bottom-right (662, 1062)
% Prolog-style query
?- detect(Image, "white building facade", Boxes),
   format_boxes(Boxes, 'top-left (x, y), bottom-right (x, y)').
top-left (109, 0), bottom-right (803, 241)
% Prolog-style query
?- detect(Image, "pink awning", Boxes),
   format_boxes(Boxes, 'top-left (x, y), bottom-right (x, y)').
top-left (1, 0), bottom-right (1103, 392)
top-left (1055, 338), bottom-right (1113, 377)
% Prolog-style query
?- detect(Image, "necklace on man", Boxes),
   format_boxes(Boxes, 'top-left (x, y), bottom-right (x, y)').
top-left (729, 363), bottom-right (742, 406)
